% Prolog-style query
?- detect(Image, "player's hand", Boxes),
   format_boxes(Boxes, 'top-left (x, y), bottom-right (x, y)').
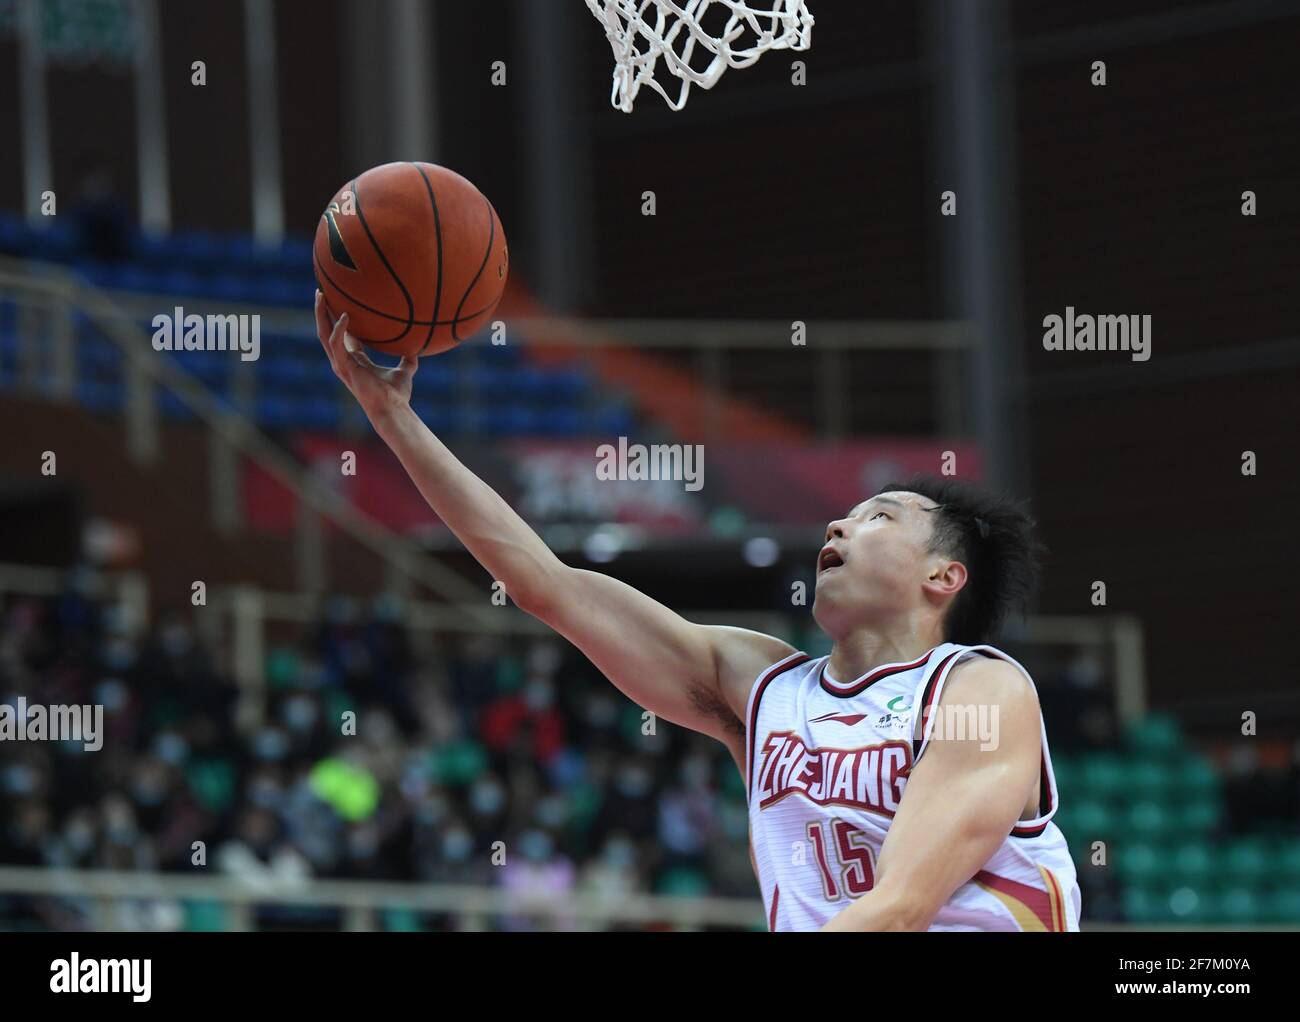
top-left (315, 290), bottom-right (418, 422)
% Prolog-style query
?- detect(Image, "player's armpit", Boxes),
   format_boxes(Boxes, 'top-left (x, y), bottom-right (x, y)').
top-left (820, 657), bottom-right (1041, 932)
top-left (529, 567), bottom-right (795, 746)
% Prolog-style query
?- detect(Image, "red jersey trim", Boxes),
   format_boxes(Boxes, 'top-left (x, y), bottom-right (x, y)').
top-left (746, 653), bottom-right (812, 798)
top-left (818, 650), bottom-right (934, 699)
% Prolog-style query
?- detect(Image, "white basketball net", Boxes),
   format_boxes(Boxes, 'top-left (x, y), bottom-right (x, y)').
top-left (585, 0), bottom-right (814, 112)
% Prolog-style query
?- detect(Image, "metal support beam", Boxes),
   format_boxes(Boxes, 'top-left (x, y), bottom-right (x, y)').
top-left (389, 0), bottom-right (437, 160)
top-left (932, 0), bottom-right (1028, 494)
top-left (244, 0), bottom-right (285, 244)
top-left (17, 0), bottom-right (52, 224)
top-left (519, 0), bottom-right (593, 310)
top-left (133, 0), bottom-right (171, 234)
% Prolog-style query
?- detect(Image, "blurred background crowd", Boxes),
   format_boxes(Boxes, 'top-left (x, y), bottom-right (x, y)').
top-left (4, 574), bottom-right (1298, 931)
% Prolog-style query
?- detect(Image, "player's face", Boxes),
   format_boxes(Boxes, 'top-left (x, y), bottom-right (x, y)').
top-left (812, 491), bottom-right (944, 633)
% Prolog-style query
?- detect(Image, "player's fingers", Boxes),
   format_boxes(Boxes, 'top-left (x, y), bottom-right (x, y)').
top-left (340, 327), bottom-right (379, 373)
top-left (328, 312), bottom-right (356, 380)
top-left (397, 354), bottom-right (420, 377)
top-left (316, 291), bottom-right (343, 370)
top-left (315, 289), bottom-right (334, 340)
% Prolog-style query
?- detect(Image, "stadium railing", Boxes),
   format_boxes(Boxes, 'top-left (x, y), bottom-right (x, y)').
top-left (0, 865), bottom-right (766, 931)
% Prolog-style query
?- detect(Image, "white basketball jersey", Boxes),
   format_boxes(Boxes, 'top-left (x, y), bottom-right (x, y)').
top-left (745, 643), bottom-right (1081, 932)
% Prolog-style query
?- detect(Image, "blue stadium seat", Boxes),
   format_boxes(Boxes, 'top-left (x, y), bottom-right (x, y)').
top-left (261, 357), bottom-right (313, 390)
top-left (158, 388), bottom-right (196, 421)
top-left (594, 406), bottom-right (635, 435)
top-left (541, 408), bottom-right (583, 436)
top-left (73, 260), bottom-right (116, 289)
top-left (28, 222), bottom-right (76, 262)
top-left (464, 366), bottom-right (509, 395)
top-left (440, 406), bottom-right (482, 436)
top-left (480, 341), bottom-right (521, 365)
top-left (207, 274), bottom-right (251, 303)
top-left (173, 231), bottom-right (223, 270)
top-left (0, 211), bottom-right (29, 254)
top-left (220, 235), bottom-right (259, 270)
top-left (256, 395), bottom-right (295, 429)
top-left (158, 269), bottom-right (205, 297)
top-left (278, 236), bottom-right (314, 271)
top-left (299, 397), bottom-right (340, 430)
top-left (113, 263), bottom-right (156, 293)
top-left (414, 361), bottom-right (455, 394)
top-left (254, 274), bottom-right (301, 306)
top-left (487, 405), bottom-right (541, 435)
top-left (509, 367), bottom-right (550, 400)
top-left (76, 379), bottom-right (123, 412)
top-left (79, 338), bottom-right (122, 373)
top-left (548, 367), bottom-right (592, 401)
top-left (417, 405), bottom-right (455, 434)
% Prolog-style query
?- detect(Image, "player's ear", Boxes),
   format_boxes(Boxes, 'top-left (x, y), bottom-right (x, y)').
top-left (921, 559), bottom-right (967, 604)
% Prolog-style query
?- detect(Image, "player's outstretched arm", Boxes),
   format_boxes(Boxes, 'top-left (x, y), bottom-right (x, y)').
top-left (315, 294), bottom-right (794, 748)
top-left (820, 657), bottom-right (1042, 931)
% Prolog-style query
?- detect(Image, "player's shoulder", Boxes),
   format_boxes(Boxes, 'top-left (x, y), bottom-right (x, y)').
top-left (938, 644), bottom-right (1040, 711)
top-left (706, 625), bottom-right (802, 711)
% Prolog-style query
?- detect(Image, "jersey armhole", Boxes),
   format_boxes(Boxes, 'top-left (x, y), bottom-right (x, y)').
top-left (909, 647), bottom-right (968, 765)
top-left (910, 645), bottom-right (1061, 838)
top-left (743, 651), bottom-right (812, 796)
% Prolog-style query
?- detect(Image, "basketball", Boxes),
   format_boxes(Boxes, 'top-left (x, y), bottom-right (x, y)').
top-left (313, 162), bottom-right (508, 357)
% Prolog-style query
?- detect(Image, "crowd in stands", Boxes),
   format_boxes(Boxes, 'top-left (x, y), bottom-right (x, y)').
top-left (0, 579), bottom-right (758, 929)
top-left (3, 576), bottom-right (1296, 930)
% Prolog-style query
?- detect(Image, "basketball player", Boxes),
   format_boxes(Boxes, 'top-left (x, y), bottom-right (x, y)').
top-left (314, 292), bottom-right (1082, 931)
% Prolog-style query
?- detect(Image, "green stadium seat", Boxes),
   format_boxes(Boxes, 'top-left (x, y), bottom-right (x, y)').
top-left (1212, 885), bottom-right (1263, 925)
top-left (657, 867), bottom-right (709, 897)
top-left (1122, 883), bottom-right (1178, 924)
top-left (1127, 801), bottom-right (1172, 839)
top-left (1219, 839), bottom-right (1271, 886)
top-left (265, 647), bottom-right (301, 689)
top-left (1176, 756), bottom-right (1220, 798)
top-left (1262, 886), bottom-right (1300, 925)
top-left (429, 739), bottom-right (488, 786)
top-left (1167, 885), bottom-right (1210, 924)
top-left (183, 900), bottom-right (230, 932)
top-left (1275, 841), bottom-right (1300, 882)
top-left (1116, 842), bottom-right (1167, 885)
top-left (1124, 714), bottom-right (1185, 758)
top-left (1127, 759), bottom-right (1174, 801)
top-left (383, 908), bottom-right (423, 932)
top-left (1051, 757), bottom-right (1075, 798)
top-left (1172, 798), bottom-right (1221, 835)
top-left (1170, 840), bottom-right (1214, 887)
top-left (1070, 799), bottom-right (1116, 842)
top-left (565, 782), bottom-right (603, 830)
top-left (1079, 754), bottom-right (1128, 802)
top-left (186, 759), bottom-right (237, 813)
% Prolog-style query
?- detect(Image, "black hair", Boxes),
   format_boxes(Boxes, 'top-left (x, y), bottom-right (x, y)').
top-left (875, 475), bottom-right (1044, 645)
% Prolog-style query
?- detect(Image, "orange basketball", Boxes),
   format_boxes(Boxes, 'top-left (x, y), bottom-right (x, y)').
top-left (313, 162), bottom-right (508, 358)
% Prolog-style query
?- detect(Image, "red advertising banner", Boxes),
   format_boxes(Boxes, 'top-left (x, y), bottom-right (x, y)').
top-left (243, 436), bottom-right (983, 537)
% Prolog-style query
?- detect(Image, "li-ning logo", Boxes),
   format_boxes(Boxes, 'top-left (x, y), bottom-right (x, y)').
top-left (807, 711), bottom-right (867, 726)
top-left (755, 732), bottom-right (910, 813)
